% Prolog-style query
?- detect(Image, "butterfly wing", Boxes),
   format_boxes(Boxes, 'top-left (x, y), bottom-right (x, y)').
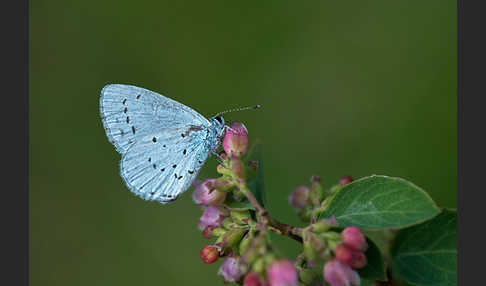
top-left (100, 84), bottom-right (209, 154)
top-left (120, 126), bottom-right (211, 203)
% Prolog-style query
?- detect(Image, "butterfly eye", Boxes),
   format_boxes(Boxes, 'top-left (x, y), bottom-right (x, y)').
top-left (215, 116), bottom-right (223, 124)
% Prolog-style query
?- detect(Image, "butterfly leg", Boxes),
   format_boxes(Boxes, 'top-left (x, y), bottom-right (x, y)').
top-left (212, 150), bottom-right (226, 163)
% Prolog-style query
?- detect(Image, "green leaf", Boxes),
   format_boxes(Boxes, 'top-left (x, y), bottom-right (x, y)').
top-left (390, 209), bottom-right (457, 286)
top-left (321, 175), bottom-right (440, 230)
top-left (358, 237), bottom-right (387, 281)
top-left (244, 141), bottom-right (266, 207)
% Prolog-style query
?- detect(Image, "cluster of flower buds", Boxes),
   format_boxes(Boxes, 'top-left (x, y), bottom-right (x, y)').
top-left (335, 227), bottom-right (368, 269)
top-left (301, 220), bottom-right (338, 266)
top-left (287, 175), bottom-right (367, 286)
top-left (198, 208), bottom-right (251, 281)
top-left (198, 205), bottom-right (301, 285)
top-left (238, 230), bottom-right (300, 286)
top-left (289, 175), bottom-right (354, 223)
top-left (195, 122), bottom-right (368, 286)
top-left (298, 223), bottom-right (368, 286)
top-left (195, 121), bottom-right (253, 283)
top-left (323, 227), bottom-right (368, 286)
top-left (288, 175), bottom-right (325, 222)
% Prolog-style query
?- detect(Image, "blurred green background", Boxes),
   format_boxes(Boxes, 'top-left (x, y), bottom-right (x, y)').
top-left (30, 1), bottom-right (456, 285)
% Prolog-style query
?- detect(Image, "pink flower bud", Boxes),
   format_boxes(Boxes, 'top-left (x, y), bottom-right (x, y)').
top-left (349, 251), bottom-right (367, 269)
top-left (218, 256), bottom-right (243, 283)
top-left (323, 259), bottom-right (360, 286)
top-left (223, 121), bottom-right (249, 158)
top-left (339, 176), bottom-right (353, 186)
top-left (200, 245), bottom-right (219, 264)
top-left (335, 244), bottom-right (367, 269)
top-left (288, 185), bottom-right (310, 209)
top-left (198, 205), bottom-right (229, 230)
top-left (310, 175), bottom-right (321, 184)
top-left (341, 227), bottom-right (367, 251)
top-left (267, 259), bottom-right (298, 286)
top-left (325, 216), bottom-right (339, 226)
top-left (202, 226), bottom-right (216, 238)
top-left (335, 244), bottom-right (354, 265)
top-left (244, 272), bottom-right (265, 286)
top-left (192, 178), bottom-right (227, 205)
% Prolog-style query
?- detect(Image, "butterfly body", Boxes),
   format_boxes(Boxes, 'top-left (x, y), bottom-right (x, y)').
top-left (100, 84), bottom-right (225, 204)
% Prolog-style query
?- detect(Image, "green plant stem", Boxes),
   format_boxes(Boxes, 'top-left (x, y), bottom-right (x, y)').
top-left (238, 179), bottom-right (303, 243)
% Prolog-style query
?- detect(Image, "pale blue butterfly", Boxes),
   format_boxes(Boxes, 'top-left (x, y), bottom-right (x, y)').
top-left (100, 84), bottom-right (259, 204)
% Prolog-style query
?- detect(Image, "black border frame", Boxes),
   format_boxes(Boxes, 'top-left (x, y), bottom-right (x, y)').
top-left (1, 0), bottom-right (29, 285)
top-left (458, 0), bottom-right (485, 285)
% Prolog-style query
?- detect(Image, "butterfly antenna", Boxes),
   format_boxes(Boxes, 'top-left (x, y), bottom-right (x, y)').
top-left (216, 104), bottom-right (262, 117)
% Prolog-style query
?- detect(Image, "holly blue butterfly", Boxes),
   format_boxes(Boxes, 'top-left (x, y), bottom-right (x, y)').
top-left (100, 84), bottom-right (259, 204)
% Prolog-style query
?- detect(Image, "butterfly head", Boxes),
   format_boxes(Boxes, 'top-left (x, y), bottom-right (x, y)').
top-left (209, 105), bottom-right (260, 146)
top-left (209, 114), bottom-right (226, 139)
top-left (212, 114), bottom-right (225, 127)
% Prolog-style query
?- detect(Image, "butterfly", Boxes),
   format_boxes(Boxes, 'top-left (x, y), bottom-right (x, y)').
top-left (99, 84), bottom-right (228, 204)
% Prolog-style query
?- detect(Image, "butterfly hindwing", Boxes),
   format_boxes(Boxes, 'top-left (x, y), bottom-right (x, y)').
top-left (100, 84), bottom-right (209, 154)
top-left (120, 127), bottom-right (210, 203)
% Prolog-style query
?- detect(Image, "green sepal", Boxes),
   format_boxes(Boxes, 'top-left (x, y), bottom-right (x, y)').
top-left (221, 228), bottom-right (248, 250)
top-left (299, 269), bottom-right (319, 285)
top-left (221, 217), bottom-right (234, 229)
top-left (230, 209), bottom-right (251, 225)
top-left (309, 183), bottom-right (324, 207)
top-left (252, 257), bottom-right (266, 274)
top-left (212, 227), bottom-right (227, 238)
top-left (239, 233), bottom-right (252, 255)
top-left (309, 220), bottom-right (332, 233)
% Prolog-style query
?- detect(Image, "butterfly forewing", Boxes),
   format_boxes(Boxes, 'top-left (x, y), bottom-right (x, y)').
top-left (120, 125), bottom-right (210, 203)
top-left (100, 84), bottom-right (209, 154)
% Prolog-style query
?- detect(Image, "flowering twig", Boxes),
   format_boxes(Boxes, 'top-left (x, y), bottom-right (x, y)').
top-left (238, 179), bottom-right (303, 243)
top-left (194, 121), bottom-right (368, 286)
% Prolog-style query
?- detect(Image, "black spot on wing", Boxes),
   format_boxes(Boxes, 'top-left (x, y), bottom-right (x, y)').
top-left (172, 164), bottom-right (177, 168)
top-left (152, 137), bottom-right (157, 143)
top-left (188, 170), bottom-right (194, 174)
top-left (122, 99), bottom-right (127, 104)
top-left (124, 107), bottom-right (128, 113)
top-left (136, 94), bottom-right (141, 99)
top-left (183, 149), bottom-right (187, 155)
top-left (132, 126), bottom-right (136, 134)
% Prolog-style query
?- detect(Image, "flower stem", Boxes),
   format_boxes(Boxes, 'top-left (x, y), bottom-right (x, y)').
top-left (238, 179), bottom-right (303, 243)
